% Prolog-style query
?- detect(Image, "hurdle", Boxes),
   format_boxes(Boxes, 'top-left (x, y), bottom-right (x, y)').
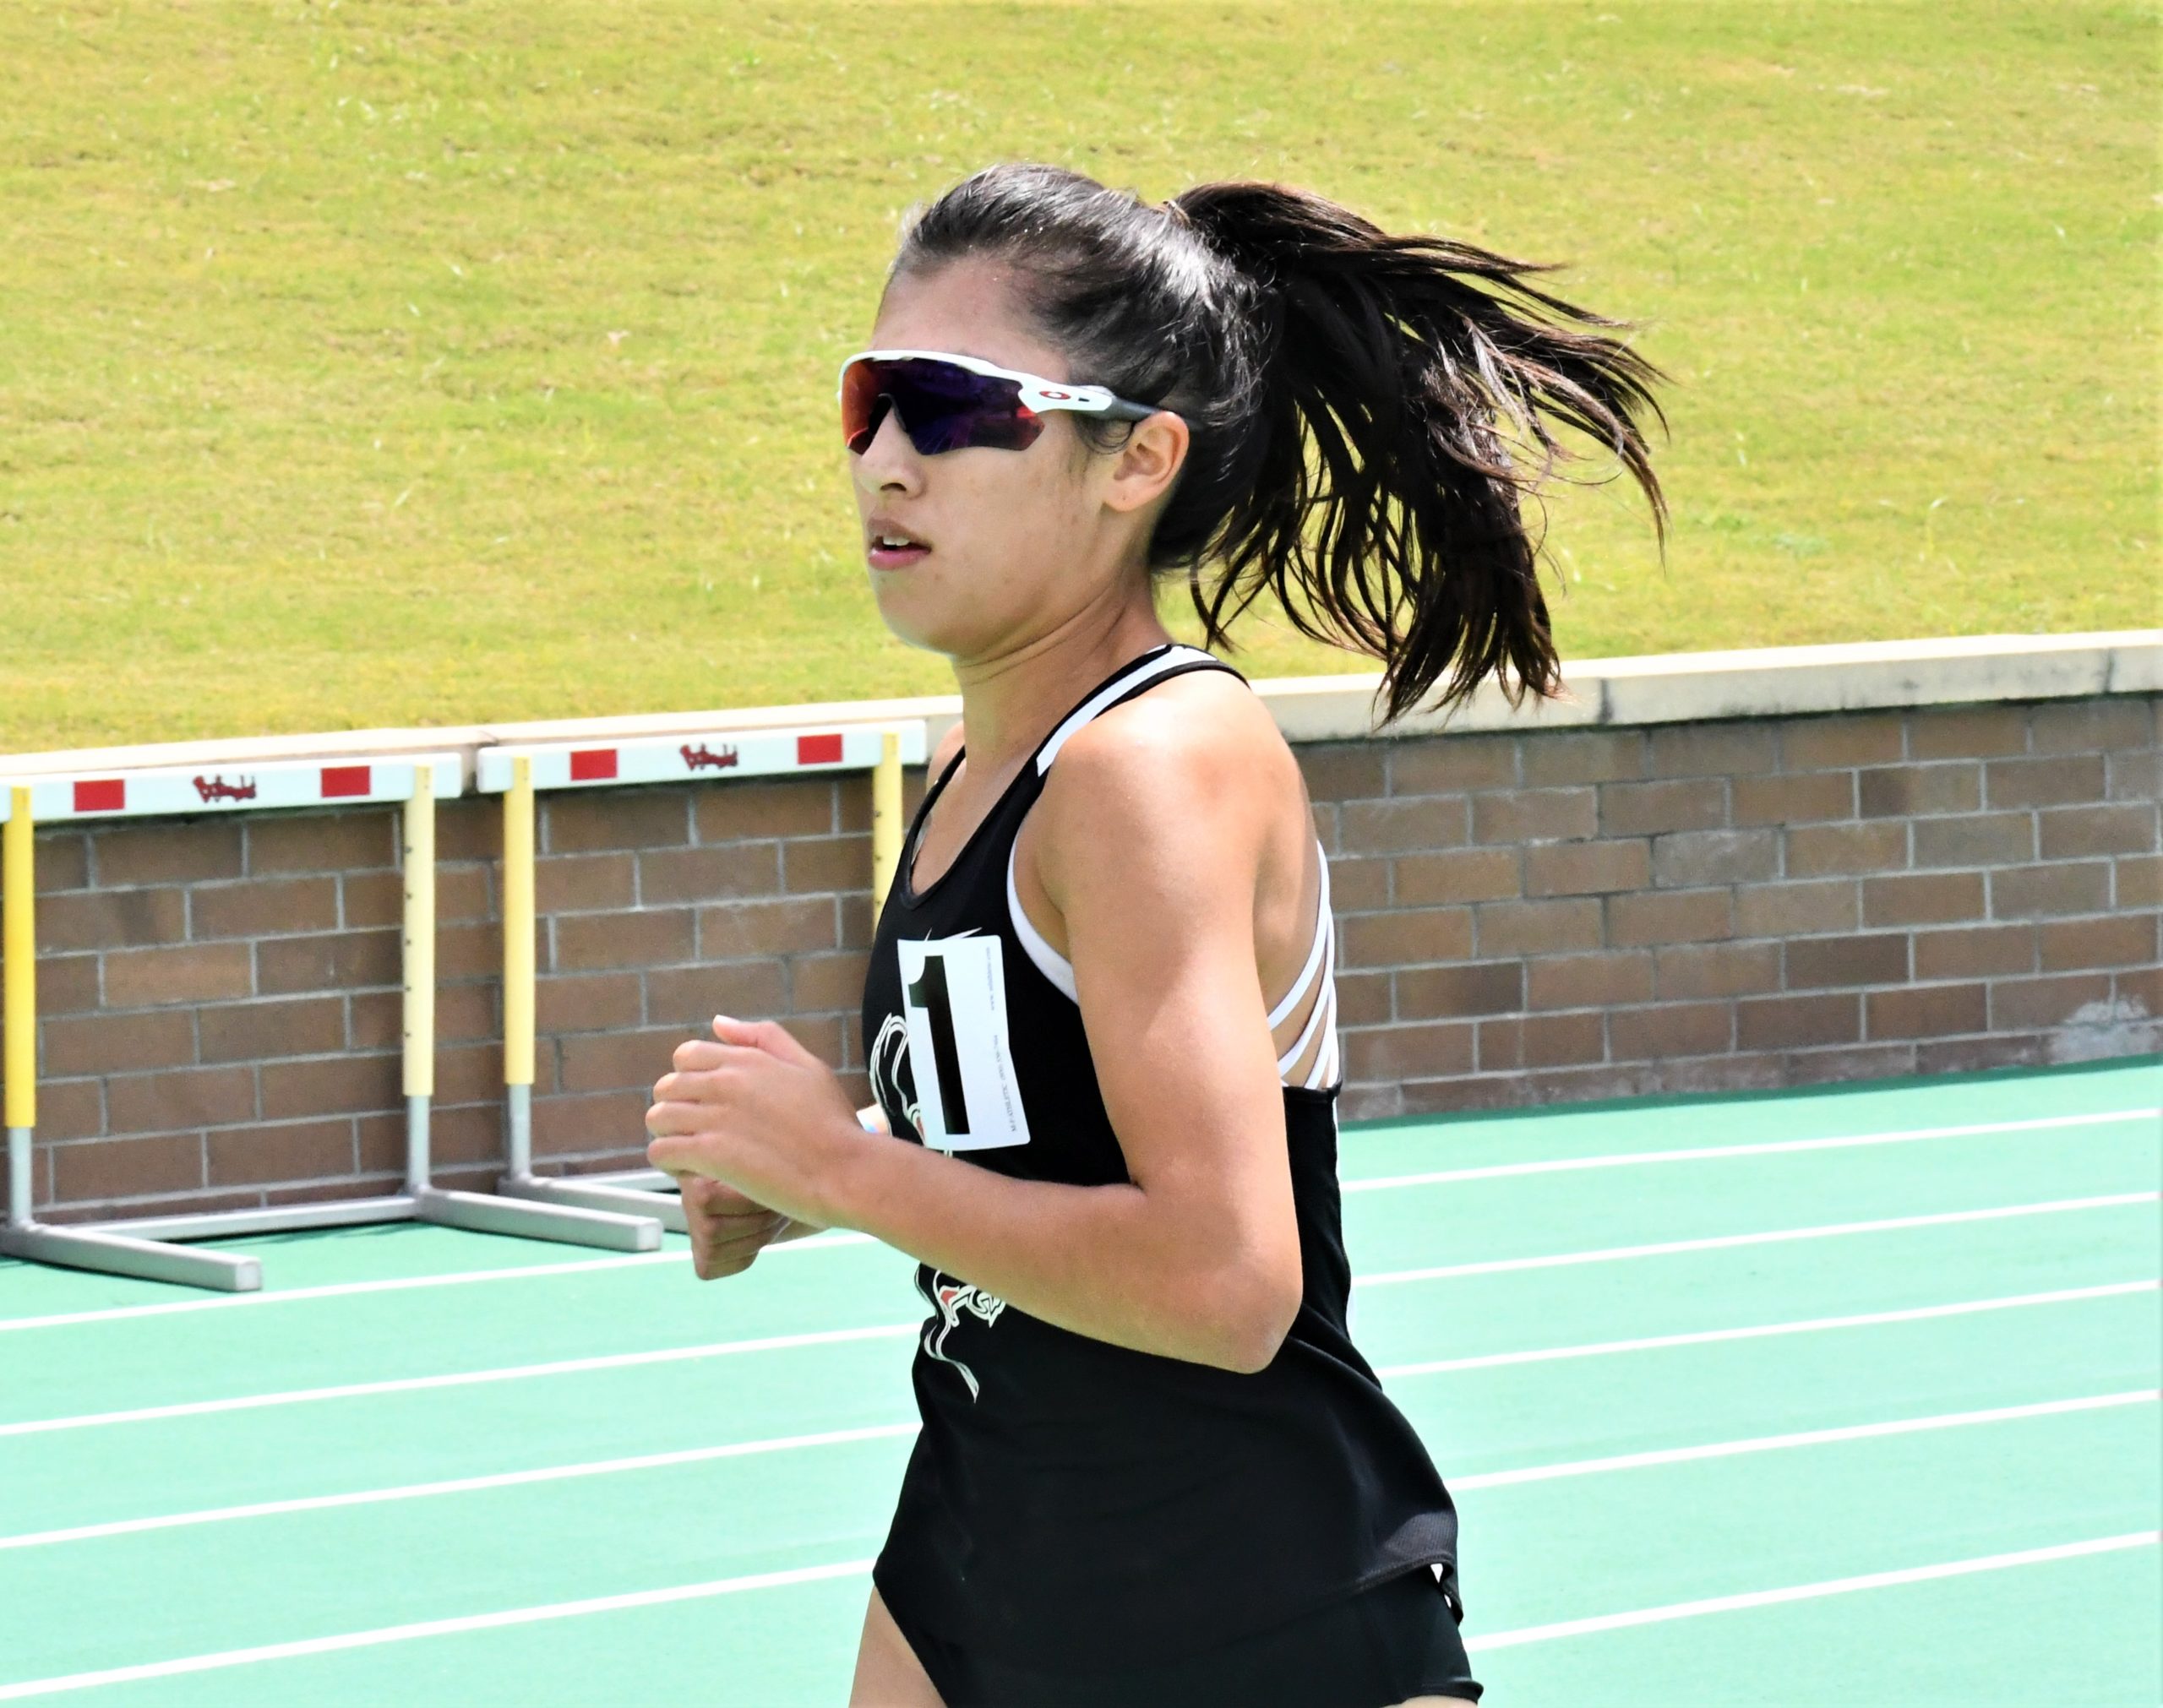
top-left (0, 753), bottom-right (662, 1293)
top-left (478, 721), bottom-right (925, 1227)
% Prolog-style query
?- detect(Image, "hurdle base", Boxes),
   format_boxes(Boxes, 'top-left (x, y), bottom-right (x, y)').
top-left (0, 1182), bottom-right (659, 1296)
top-left (116, 1195), bottom-right (421, 1243)
top-left (499, 1085), bottom-right (682, 1236)
top-left (0, 1221), bottom-right (261, 1292)
top-left (417, 1184), bottom-right (662, 1250)
top-left (580, 1167), bottom-right (678, 1194)
top-left (499, 1172), bottom-right (689, 1235)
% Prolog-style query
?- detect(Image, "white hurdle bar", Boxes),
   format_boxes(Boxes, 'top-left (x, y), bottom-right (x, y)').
top-left (0, 753), bottom-right (662, 1294)
top-left (477, 721), bottom-right (924, 1227)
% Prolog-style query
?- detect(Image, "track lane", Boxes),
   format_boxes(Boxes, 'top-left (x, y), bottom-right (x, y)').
top-left (3, 1401), bottom-right (2153, 1700)
top-left (7, 1123), bottom-right (2155, 1420)
top-left (4, 1206), bottom-right (2154, 1536)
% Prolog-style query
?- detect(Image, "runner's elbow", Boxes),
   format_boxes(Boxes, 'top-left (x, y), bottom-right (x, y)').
top-left (1197, 1255), bottom-right (1304, 1374)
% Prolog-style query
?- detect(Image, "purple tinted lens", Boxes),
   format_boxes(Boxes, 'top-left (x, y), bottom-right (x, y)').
top-left (842, 358), bottom-right (1043, 455)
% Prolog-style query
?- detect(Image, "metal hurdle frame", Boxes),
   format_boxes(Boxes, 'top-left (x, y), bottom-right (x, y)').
top-left (478, 721), bottom-right (923, 1228)
top-left (0, 753), bottom-right (662, 1293)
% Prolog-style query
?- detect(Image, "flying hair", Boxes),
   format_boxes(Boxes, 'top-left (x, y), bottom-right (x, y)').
top-left (890, 164), bottom-right (1672, 724)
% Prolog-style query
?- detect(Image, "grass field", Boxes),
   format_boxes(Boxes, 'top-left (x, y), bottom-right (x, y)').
top-left (3, 2), bottom-right (2155, 754)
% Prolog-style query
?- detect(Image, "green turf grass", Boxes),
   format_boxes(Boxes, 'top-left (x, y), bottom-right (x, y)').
top-left (2, 2), bottom-right (2155, 754)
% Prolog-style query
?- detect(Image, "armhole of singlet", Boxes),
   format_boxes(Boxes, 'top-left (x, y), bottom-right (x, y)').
top-left (1274, 858), bottom-right (1340, 1090)
top-left (1003, 642), bottom-right (1223, 1003)
top-left (1006, 841), bottom-right (1080, 1002)
top-left (1267, 851), bottom-right (1333, 1030)
top-left (1006, 833), bottom-right (1340, 1090)
top-left (1001, 643), bottom-right (1341, 1091)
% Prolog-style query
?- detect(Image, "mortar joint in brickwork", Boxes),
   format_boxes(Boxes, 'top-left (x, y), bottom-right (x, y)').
top-left (14, 686), bottom-right (2160, 1221)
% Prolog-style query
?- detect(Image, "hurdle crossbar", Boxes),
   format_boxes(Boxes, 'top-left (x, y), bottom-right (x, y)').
top-left (479, 721), bottom-right (925, 1227)
top-left (0, 753), bottom-right (662, 1294)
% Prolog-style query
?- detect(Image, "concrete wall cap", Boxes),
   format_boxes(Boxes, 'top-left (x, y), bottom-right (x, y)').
top-left (3, 631), bottom-right (2153, 786)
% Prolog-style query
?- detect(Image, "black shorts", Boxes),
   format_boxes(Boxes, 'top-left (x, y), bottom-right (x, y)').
top-left (888, 1568), bottom-right (1485, 1708)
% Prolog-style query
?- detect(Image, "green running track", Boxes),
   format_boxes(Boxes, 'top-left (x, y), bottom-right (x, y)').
top-left (2, 1058), bottom-right (2158, 1705)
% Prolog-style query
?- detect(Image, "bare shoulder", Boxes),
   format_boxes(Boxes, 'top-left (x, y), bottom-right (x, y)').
top-left (928, 718), bottom-right (966, 776)
top-left (1036, 666), bottom-right (1301, 865)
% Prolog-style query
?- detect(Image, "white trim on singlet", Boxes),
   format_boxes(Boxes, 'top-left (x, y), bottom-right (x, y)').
top-left (1007, 833), bottom-right (1342, 1091)
top-left (1004, 642), bottom-right (1343, 1091)
top-left (1276, 901), bottom-right (1338, 1085)
top-left (1033, 645), bottom-right (1219, 775)
top-left (1304, 992), bottom-right (1341, 1091)
top-left (1006, 846), bottom-right (1081, 1003)
top-left (1267, 852), bottom-right (1334, 1031)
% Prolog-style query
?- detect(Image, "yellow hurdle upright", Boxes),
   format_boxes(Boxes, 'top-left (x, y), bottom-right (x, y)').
top-left (0, 751), bottom-right (657, 1292)
top-left (872, 728), bottom-right (904, 910)
top-left (503, 755), bottom-right (537, 1096)
top-left (481, 717), bottom-right (927, 1226)
top-left (492, 749), bottom-right (689, 1230)
top-left (5, 786), bottom-right (37, 1211)
top-left (401, 761), bottom-right (438, 1190)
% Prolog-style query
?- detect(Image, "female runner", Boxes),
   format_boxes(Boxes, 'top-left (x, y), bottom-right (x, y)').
top-left (646, 163), bottom-right (1669, 1706)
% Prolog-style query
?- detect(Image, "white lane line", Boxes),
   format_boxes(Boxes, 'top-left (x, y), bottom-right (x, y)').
top-left (0, 1423), bottom-right (923, 1551)
top-left (5, 1280), bottom-right (2152, 1492)
top-left (11, 1199), bottom-right (2155, 1439)
top-left (1354, 1191), bottom-right (2163, 1287)
top-left (0, 1323), bottom-right (918, 1439)
top-left (1450, 1390), bottom-right (2161, 1491)
top-left (0, 1557), bottom-right (882, 1701)
top-left (8, 1386), bottom-right (2150, 1555)
top-left (10, 1181), bottom-right (2152, 1350)
top-left (1465, 1531), bottom-right (2162, 1653)
top-left (0, 1231), bottom-right (880, 1336)
top-left (1343, 1107), bottom-right (2161, 1194)
top-left (6, 1108), bottom-right (2152, 1335)
top-left (3, 1530), bottom-right (2155, 1697)
top-left (1376, 1281), bottom-right (2160, 1379)
top-left (0, 1254), bottom-right (689, 1334)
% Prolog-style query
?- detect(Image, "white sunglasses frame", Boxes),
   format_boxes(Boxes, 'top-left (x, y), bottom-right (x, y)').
top-left (835, 348), bottom-right (1163, 440)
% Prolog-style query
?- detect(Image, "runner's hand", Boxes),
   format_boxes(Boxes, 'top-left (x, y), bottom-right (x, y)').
top-left (672, 1174), bottom-right (791, 1280)
top-left (647, 1014), bottom-right (868, 1242)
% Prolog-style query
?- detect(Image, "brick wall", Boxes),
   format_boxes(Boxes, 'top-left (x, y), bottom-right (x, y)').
top-left (3, 694), bottom-right (2155, 1223)
top-left (8, 770), bottom-right (919, 1224)
top-left (1314, 694), bottom-right (2159, 1118)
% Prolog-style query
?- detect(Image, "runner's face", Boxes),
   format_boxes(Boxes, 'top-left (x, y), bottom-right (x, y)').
top-left (850, 259), bottom-right (1131, 661)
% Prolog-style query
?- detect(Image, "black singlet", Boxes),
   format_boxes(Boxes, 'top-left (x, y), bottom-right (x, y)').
top-left (861, 643), bottom-right (1463, 1673)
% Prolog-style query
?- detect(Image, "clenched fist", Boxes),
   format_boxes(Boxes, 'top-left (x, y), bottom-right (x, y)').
top-left (646, 1014), bottom-right (870, 1235)
top-left (674, 1175), bottom-right (792, 1281)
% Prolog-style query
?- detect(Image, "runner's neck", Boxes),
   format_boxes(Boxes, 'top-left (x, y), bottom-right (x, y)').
top-left (946, 608), bottom-right (1177, 779)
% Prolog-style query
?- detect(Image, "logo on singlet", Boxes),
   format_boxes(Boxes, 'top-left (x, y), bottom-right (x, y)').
top-left (918, 1267), bottom-right (1007, 1401)
top-left (869, 1012), bottom-right (923, 1141)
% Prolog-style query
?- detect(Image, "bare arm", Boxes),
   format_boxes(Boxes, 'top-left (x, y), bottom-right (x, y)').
top-left (647, 688), bottom-right (1306, 1371)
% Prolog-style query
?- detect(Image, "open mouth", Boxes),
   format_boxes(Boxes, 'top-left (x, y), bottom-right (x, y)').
top-left (867, 528), bottom-right (931, 569)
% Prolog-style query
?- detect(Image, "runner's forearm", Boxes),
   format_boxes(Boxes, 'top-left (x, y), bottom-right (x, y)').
top-left (825, 1133), bottom-right (1297, 1372)
top-left (765, 1102), bottom-right (891, 1244)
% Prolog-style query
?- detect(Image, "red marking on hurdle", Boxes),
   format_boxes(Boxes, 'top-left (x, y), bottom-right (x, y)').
top-left (74, 779), bottom-right (127, 813)
top-left (797, 732), bottom-right (845, 766)
top-left (569, 748), bottom-right (619, 782)
top-left (319, 765), bottom-right (373, 799)
top-left (193, 775), bottom-right (258, 803)
top-left (681, 742), bottom-right (739, 773)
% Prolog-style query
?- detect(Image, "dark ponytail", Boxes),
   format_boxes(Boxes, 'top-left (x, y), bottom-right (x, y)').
top-left (891, 165), bottom-right (1671, 723)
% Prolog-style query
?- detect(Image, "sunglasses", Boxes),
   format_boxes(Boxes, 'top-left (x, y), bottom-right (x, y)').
top-left (837, 348), bottom-right (1163, 456)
